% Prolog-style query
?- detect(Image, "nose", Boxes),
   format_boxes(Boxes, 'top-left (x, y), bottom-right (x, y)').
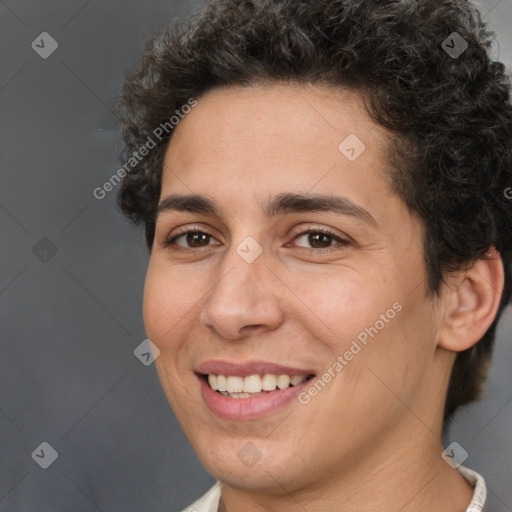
top-left (199, 247), bottom-right (284, 340)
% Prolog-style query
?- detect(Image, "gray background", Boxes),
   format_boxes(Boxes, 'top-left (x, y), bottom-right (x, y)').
top-left (0, 0), bottom-right (511, 510)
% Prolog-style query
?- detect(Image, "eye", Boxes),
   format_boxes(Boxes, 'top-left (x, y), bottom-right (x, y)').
top-left (163, 228), bottom-right (219, 250)
top-left (162, 226), bottom-right (350, 252)
top-left (288, 227), bottom-right (350, 251)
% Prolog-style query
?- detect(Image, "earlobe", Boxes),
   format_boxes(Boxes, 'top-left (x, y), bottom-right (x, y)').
top-left (437, 250), bottom-right (504, 353)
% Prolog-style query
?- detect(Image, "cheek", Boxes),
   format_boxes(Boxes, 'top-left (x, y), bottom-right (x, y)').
top-left (301, 268), bottom-right (428, 381)
top-left (142, 262), bottom-right (198, 350)
top-left (346, 290), bottom-right (437, 404)
top-left (289, 270), bottom-right (388, 346)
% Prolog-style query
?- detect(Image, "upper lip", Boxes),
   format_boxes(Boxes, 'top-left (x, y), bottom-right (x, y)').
top-left (197, 360), bottom-right (316, 377)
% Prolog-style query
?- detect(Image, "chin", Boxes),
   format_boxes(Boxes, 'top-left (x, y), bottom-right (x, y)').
top-left (195, 438), bottom-right (308, 491)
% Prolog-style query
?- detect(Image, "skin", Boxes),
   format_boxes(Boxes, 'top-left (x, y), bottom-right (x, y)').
top-left (143, 83), bottom-right (504, 511)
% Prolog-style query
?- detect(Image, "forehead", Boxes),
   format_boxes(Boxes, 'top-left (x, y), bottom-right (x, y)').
top-left (166, 83), bottom-right (387, 161)
top-left (160, 83), bottom-right (395, 215)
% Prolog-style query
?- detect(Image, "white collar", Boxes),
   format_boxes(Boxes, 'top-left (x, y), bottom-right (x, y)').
top-left (458, 465), bottom-right (487, 512)
top-left (181, 465), bottom-right (487, 512)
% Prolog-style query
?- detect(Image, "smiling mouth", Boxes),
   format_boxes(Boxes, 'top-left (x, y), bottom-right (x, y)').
top-left (200, 373), bottom-right (315, 399)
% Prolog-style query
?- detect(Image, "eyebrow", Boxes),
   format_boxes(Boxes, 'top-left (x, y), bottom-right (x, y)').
top-left (156, 192), bottom-right (378, 227)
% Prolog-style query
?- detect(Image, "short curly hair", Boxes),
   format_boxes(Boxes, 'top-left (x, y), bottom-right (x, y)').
top-left (116, 0), bottom-right (512, 430)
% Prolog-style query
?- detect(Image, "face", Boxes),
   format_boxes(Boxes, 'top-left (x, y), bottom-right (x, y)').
top-left (143, 84), bottom-right (447, 493)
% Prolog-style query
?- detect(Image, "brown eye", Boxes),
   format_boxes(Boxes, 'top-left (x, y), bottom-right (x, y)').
top-left (162, 226), bottom-right (350, 253)
top-left (164, 229), bottom-right (220, 249)
top-left (291, 228), bottom-right (350, 251)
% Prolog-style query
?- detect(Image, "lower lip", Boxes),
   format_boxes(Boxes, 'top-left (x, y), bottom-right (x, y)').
top-left (198, 375), bottom-right (314, 421)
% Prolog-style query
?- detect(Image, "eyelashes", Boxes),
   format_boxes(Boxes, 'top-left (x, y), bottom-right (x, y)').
top-left (162, 226), bottom-right (351, 253)
top-left (163, 228), bottom-right (216, 250)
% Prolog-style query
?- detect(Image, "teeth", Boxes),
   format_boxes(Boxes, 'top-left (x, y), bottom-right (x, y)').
top-left (277, 374), bottom-right (290, 389)
top-left (220, 391), bottom-right (267, 399)
top-left (262, 373), bottom-right (277, 391)
top-left (243, 375), bottom-right (262, 393)
top-left (290, 375), bottom-right (306, 386)
top-left (207, 373), bottom-right (310, 395)
top-left (217, 375), bottom-right (227, 392)
top-left (208, 374), bottom-right (218, 391)
top-left (226, 376), bottom-right (244, 393)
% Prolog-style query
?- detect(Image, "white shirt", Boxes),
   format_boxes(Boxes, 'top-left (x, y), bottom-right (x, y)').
top-left (180, 466), bottom-right (487, 512)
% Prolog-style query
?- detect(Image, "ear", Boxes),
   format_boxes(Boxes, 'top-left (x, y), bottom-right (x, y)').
top-left (437, 248), bottom-right (505, 352)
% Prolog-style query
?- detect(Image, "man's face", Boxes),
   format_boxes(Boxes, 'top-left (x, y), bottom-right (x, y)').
top-left (143, 84), bottom-right (446, 491)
